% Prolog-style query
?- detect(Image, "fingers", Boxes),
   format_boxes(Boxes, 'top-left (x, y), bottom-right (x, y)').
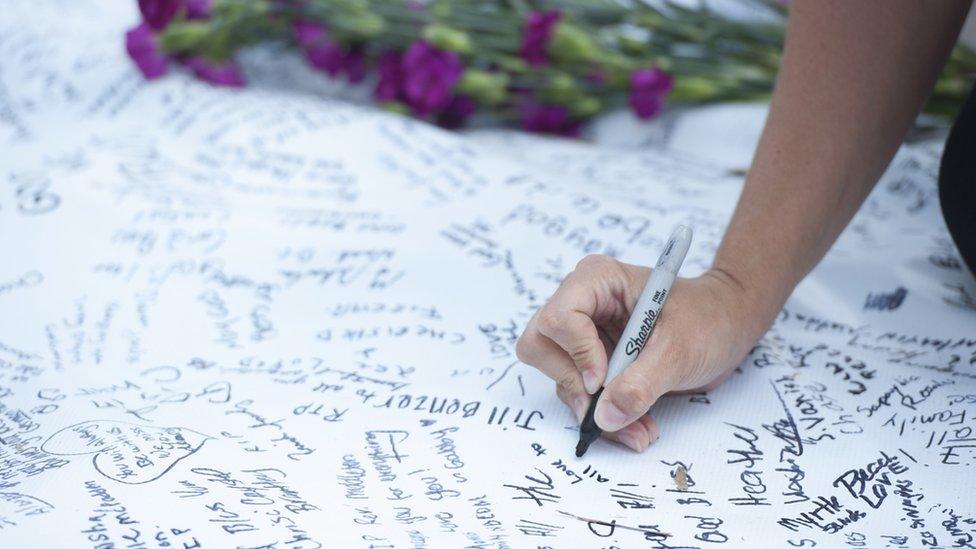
top-left (534, 256), bottom-right (625, 393)
top-left (536, 305), bottom-right (607, 394)
top-left (595, 329), bottom-right (682, 432)
top-left (517, 318), bottom-right (588, 420)
top-left (555, 382), bottom-right (659, 453)
top-left (553, 376), bottom-right (588, 422)
top-left (517, 254), bottom-right (662, 442)
top-left (603, 415), bottom-right (659, 453)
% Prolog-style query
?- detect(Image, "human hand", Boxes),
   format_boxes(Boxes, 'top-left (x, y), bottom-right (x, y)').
top-left (516, 255), bottom-right (769, 453)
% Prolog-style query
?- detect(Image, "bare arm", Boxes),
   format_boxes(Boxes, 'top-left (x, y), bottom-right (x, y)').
top-left (714, 0), bottom-right (972, 339)
top-left (517, 0), bottom-right (973, 452)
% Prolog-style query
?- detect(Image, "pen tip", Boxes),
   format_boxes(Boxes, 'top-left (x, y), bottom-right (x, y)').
top-left (575, 439), bottom-right (588, 458)
top-left (575, 386), bottom-right (602, 458)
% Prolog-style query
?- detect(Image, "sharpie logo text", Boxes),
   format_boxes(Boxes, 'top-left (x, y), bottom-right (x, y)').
top-left (625, 308), bottom-right (657, 356)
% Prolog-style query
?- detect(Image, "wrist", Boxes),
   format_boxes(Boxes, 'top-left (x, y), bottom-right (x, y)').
top-left (702, 265), bottom-right (784, 344)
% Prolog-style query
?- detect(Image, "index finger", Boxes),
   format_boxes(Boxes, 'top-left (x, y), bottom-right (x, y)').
top-left (534, 269), bottom-right (610, 394)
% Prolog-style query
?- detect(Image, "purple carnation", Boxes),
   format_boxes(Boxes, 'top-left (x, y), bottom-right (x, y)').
top-left (374, 51), bottom-right (405, 102)
top-left (436, 95), bottom-right (476, 129)
top-left (138, 0), bottom-right (181, 30)
top-left (629, 68), bottom-right (673, 120)
top-left (292, 20), bottom-right (327, 47)
top-left (184, 57), bottom-right (246, 87)
top-left (402, 40), bottom-right (463, 116)
top-left (186, 0), bottom-right (213, 19)
top-left (305, 43), bottom-right (346, 77)
top-left (125, 23), bottom-right (169, 79)
top-left (520, 102), bottom-right (581, 137)
top-left (293, 21), bottom-right (364, 81)
top-left (520, 11), bottom-right (561, 67)
top-left (344, 47), bottom-right (366, 84)
top-left (292, 21), bottom-right (342, 76)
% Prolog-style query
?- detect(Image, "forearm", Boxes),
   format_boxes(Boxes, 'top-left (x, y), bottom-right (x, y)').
top-left (712, 0), bottom-right (970, 334)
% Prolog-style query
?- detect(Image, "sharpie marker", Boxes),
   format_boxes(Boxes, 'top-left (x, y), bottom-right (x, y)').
top-left (575, 224), bottom-right (693, 457)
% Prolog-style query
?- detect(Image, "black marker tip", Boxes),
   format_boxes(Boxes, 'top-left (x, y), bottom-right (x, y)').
top-left (575, 440), bottom-right (587, 458)
top-left (575, 387), bottom-right (604, 458)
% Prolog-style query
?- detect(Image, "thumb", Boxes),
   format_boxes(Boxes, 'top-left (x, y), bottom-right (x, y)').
top-left (594, 329), bottom-right (682, 432)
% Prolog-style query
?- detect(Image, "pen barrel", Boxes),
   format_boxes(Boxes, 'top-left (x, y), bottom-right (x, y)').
top-left (603, 224), bottom-right (692, 383)
top-left (605, 268), bottom-right (676, 381)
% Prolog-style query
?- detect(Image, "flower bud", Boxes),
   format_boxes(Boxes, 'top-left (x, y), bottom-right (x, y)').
top-left (550, 22), bottom-right (598, 62)
top-left (344, 12), bottom-right (385, 38)
top-left (537, 72), bottom-right (579, 103)
top-left (381, 101), bottom-right (411, 115)
top-left (429, 2), bottom-right (452, 18)
top-left (496, 55), bottom-right (528, 73)
top-left (635, 12), bottom-right (664, 29)
top-left (620, 35), bottom-right (646, 56)
top-left (934, 75), bottom-right (969, 96)
top-left (457, 69), bottom-right (508, 105)
top-left (569, 95), bottom-right (601, 117)
top-left (670, 76), bottom-right (720, 102)
top-left (423, 25), bottom-right (472, 54)
top-left (159, 21), bottom-right (210, 53)
top-left (550, 72), bottom-right (575, 93)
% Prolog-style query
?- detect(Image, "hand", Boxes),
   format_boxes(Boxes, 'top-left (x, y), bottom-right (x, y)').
top-left (516, 255), bottom-right (768, 453)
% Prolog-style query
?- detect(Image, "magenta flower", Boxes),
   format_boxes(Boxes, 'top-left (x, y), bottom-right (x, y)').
top-left (402, 40), bottom-right (464, 116)
top-left (436, 95), bottom-right (476, 128)
top-left (520, 11), bottom-right (561, 67)
top-left (292, 21), bottom-right (343, 76)
top-left (344, 47), bottom-right (367, 84)
top-left (374, 51), bottom-right (405, 102)
top-left (292, 20), bottom-right (364, 81)
top-left (185, 0), bottom-right (213, 19)
top-left (629, 68), bottom-right (673, 119)
top-left (183, 57), bottom-right (246, 87)
top-left (125, 23), bottom-right (169, 79)
top-left (305, 43), bottom-right (346, 76)
top-left (520, 102), bottom-right (581, 137)
top-left (293, 20), bottom-right (327, 47)
top-left (138, 0), bottom-right (181, 30)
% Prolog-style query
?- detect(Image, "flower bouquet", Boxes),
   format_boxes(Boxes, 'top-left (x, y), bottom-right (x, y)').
top-left (127, 0), bottom-right (976, 135)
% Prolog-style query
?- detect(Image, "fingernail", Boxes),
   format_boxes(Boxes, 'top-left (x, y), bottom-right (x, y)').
top-left (582, 370), bottom-right (599, 394)
top-left (617, 431), bottom-right (643, 453)
top-left (572, 394), bottom-right (588, 423)
top-left (595, 401), bottom-right (628, 432)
